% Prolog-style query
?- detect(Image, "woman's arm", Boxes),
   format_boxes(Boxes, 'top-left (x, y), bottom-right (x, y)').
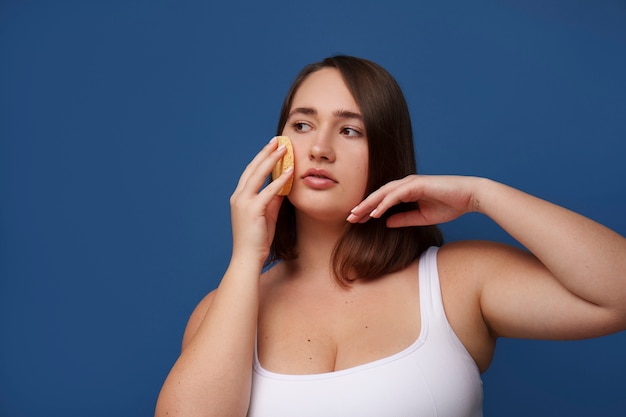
top-left (155, 138), bottom-right (293, 417)
top-left (469, 178), bottom-right (626, 338)
top-left (348, 175), bottom-right (626, 339)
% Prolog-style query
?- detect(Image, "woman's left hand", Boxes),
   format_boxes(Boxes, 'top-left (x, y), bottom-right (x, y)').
top-left (347, 174), bottom-right (482, 227)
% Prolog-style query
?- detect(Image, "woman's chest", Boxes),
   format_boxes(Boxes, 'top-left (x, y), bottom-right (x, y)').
top-left (257, 272), bottom-right (421, 375)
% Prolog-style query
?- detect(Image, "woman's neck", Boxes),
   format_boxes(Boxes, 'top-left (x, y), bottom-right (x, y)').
top-left (290, 214), bottom-right (347, 276)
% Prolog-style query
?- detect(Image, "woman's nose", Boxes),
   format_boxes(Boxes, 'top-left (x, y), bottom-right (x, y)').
top-left (309, 130), bottom-right (335, 162)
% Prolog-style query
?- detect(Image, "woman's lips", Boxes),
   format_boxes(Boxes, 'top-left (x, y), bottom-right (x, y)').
top-left (302, 168), bottom-right (337, 189)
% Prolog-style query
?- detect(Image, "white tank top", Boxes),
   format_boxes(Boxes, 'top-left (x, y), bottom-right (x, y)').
top-left (248, 246), bottom-right (483, 417)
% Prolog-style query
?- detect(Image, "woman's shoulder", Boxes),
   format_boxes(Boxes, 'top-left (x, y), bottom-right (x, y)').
top-left (180, 263), bottom-right (286, 352)
top-left (436, 240), bottom-right (537, 297)
top-left (435, 241), bottom-right (511, 371)
top-left (181, 290), bottom-right (217, 350)
top-left (437, 240), bottom-right (528, 271)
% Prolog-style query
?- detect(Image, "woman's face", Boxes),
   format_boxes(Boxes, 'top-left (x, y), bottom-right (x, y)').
top-left (281, 68), bottom-right (369, 224)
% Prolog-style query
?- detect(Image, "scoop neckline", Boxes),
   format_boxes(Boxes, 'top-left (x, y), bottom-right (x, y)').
top-left (253, 320), bottom-right (429, 381)
top-left (253, 252), bottom-right (432, 381)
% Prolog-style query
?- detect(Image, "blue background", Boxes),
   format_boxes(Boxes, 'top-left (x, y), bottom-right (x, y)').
top-left (1, 1), bottom-right (625, 415)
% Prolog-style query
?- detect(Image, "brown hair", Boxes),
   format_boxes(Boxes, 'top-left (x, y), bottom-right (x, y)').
top-left (267, 55), bottom-right (443, 283)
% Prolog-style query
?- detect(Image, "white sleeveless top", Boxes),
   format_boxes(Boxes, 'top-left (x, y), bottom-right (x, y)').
top-left (248, 246), bottom-right (483, 417)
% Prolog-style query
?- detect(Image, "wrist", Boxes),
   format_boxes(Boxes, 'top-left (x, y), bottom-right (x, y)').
top-left (470, 177), bottom-right (500, 214)
top-left (229, 250), bottom-right (265, 276)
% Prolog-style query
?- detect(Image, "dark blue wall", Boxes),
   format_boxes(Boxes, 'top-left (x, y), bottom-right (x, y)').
top-left (1, 1), bottom-right (625, 415)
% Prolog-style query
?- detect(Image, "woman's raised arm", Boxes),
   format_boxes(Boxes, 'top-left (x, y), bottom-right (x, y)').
top-left (349, 175), bottom-right (626, 340)
top-left (155, 138), bottom-right (293, 417)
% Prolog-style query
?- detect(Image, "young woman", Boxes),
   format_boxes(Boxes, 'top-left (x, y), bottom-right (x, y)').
top-left (155, 56), bottom-right (626, 417)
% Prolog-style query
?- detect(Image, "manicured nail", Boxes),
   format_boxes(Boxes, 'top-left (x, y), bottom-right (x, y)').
top-left (369, 209), bottom-right (378, 217)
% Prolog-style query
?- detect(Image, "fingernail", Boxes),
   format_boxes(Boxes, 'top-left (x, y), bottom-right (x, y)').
top-left (369, 209), bottom-right (378, 217)
top-left (350, 205), bottom-right (359, 213)
top-left (269, 137), bottom-right (277, 144)
top-left (346, 213), bottom-right (357, 222)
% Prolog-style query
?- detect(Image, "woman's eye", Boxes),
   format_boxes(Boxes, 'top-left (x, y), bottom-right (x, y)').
top-left (341, 127), bottom-right (362, 137)
top-left (292, 122), bottom-right (312, 132)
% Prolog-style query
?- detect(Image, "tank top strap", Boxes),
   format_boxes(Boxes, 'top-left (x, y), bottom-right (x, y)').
top-left (418, 246), bottom-right (446, 320)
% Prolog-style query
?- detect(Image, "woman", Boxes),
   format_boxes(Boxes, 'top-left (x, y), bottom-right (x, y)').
top-left (155, 56), bottom-right (626, 416)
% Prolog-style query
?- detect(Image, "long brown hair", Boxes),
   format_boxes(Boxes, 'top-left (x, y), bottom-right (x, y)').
top-left (267, 55), bottom-right (443, 284)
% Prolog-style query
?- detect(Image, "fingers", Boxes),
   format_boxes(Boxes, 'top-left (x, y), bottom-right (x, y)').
top-left (264, 165), bottom-right (294, 198)
top-left (234, 137), bottom-right (290, 198)
top-left (346, 186), bottom-right (388, 223)
top-left (347, 176), bottom-right (421, 224)
top-left (347, 175), bottom-right (477, 227)
top-left (230, 137), bottom-right (295, 234)
top-left (235, 137), bottom-right (280, 191)
top-left (385, 210), bottom-right (429, 228)
top-left (229, 138), bottom-right (296, 263)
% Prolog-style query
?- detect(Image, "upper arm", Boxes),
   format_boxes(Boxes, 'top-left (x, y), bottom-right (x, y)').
top-left (445, 241), bottom-right (618, 341)
top-left (181, 290), bottom-right (216, 351)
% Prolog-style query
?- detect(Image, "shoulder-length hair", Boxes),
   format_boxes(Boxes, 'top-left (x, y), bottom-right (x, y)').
top-left (267, 55), bottom-right (443, 284)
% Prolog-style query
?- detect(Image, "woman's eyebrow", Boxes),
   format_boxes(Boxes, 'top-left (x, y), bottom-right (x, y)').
top-left (287, 107), bottom-right (363, 121)
top-left (333, 109), bottom-right (363, 121)
top-left (288, 107), bottom-right (317, 118)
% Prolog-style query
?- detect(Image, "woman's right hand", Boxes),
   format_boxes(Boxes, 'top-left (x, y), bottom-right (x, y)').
top-left (229, 137), bottom-right (294, 264)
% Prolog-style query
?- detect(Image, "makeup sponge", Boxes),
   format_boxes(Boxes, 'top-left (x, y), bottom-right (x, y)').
top-left (271, 135), bottom-right (294, 196)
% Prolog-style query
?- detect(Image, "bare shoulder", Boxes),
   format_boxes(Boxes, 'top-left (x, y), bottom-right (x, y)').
top-left (437, 239), bottom-right (537, 282)
top-left (180, 265), bottom-right (284, 352)
top-left (438, 239), bottom-right (615, 342)
top-left (438, 239), bottom-right (530, 262)
top-left (436, 239), bottom-right (542, 313)
top-left (435, 240), bottom-right (534, 371)
top-left (181, 289), bottom-right (217, 351)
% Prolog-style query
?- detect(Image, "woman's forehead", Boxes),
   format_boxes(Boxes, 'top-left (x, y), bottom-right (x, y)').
top-left (290, 68), bottom-right (360, 114)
